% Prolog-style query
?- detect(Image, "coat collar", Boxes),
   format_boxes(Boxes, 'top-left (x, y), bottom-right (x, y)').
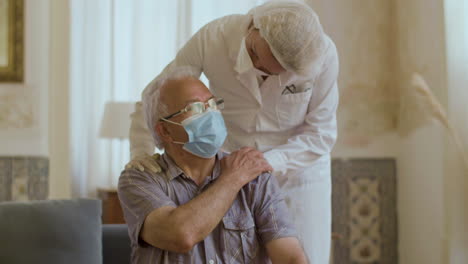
top-left (226, 15), bottom-right (251, 68)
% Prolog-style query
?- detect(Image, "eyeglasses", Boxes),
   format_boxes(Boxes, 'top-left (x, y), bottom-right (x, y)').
top-left (161, 97), bottom-right (225, 120)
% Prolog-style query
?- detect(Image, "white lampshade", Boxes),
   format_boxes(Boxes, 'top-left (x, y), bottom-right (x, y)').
top-left (99, 102), bottom-right (135, 139)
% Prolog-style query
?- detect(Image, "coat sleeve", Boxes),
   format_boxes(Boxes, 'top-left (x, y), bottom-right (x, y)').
top-left (263, 38), bottom-right (339, 176)
top-left (129, 101), bottom-right (158, 158)
top-left (129, 19), bottom-right (216, 158)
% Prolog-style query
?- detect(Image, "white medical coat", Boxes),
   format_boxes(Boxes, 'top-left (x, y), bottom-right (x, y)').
top-left (130, 14), bottom-right (339, 262)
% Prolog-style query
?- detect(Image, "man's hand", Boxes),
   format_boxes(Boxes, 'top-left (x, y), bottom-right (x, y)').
top-left (220, 147), bottom-right (273, 187)
top-left (125, 153), bottom-right (162, 173)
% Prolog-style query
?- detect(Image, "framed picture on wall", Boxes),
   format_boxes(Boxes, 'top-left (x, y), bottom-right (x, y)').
top-left (0, 0), bottom-right (24, 82)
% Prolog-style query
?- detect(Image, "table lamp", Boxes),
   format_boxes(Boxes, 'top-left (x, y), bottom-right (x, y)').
top-left (99, 102), bottom-right (135, 140)
top-left (98, 101), bottom-right (135, 224)
top-left (99, 101), bottom-right (135, 184)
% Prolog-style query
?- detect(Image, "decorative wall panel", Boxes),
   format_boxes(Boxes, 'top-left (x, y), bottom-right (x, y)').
top-left (0, 156), bottom-right (48, 201)
top-left (332, 158), bottom-right (398, 264)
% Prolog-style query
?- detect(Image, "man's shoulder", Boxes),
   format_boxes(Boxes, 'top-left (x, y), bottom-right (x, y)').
top-left (119, 166), bottom-right (167, 185)
top-left (242, 172), bottom-right (275, 193)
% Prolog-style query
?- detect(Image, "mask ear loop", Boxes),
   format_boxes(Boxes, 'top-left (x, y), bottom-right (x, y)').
top-left (161, 109), bottom-right (217, 146)
top-left (160, 117), bottom-right (183, 126)
top-left (160, 118), bottom-right (186, 145)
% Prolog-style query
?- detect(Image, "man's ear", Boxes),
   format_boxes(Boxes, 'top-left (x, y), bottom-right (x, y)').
top-left (155, 122), bottom-right (172, 143)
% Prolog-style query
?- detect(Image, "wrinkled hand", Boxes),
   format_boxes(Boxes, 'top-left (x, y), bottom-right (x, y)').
top-left (220, 147), bottom-right (273, 187)
top-left (125, 153), bottom-right (162, 173)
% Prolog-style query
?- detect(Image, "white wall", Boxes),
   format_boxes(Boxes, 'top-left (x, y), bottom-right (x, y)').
top-left (395, 0), bottom-right (449, 263)
top-left (0, 0), bottom-right (50, 156)
top-left (307, 0), bottom-right (453, 263)
top-left (444, 1), bottom-right (468, 262)
top-left (307, 0), bottom-right (398, 150)
top-left (48, 0), bottom-right (71, 199)
top-left (0, 0), bottom-right (72, 199)
top-left (306, 0), bottom-right (400, 172)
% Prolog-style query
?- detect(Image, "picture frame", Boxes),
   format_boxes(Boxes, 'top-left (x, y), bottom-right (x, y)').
top-left (0, 0), bottom-right (24, 82)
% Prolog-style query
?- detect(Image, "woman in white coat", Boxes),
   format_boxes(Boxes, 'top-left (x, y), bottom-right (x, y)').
top-left (128, 1), bottom-right (339, 263)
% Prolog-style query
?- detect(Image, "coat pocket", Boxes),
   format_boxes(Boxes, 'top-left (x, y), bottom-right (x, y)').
top-left (276, 89), bottom-right (312, 130)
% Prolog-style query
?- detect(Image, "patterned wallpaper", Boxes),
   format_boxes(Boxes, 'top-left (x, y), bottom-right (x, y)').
top-left (331, 158), bottom-right (398, 264)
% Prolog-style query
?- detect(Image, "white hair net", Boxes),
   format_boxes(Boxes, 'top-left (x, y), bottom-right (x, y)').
top-left (249, 0), bottom-right (328, 77)
top-left (142, 66), bottom-right (200, 149)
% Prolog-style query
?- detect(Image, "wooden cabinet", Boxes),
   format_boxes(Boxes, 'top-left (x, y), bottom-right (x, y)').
top-left (98, 188), bottom-right (125, 224)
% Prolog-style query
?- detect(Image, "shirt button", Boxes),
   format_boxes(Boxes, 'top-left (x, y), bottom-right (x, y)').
top-left (209, 260), bottom-right (214, 264)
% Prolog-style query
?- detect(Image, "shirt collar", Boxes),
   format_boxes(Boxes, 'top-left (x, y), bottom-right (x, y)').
top-left (159, 153), bottom-right (184, 181)
top-left (160, 152), bottom-right (224, 182)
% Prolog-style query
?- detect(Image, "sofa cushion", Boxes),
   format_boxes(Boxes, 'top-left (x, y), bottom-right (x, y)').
top-left (0, 199), bottom-right (102, 264)
top-left (102, 224), bottom-right (131, 264)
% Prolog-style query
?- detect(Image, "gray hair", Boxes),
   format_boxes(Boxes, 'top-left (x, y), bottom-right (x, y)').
top-left (142, 66), bottom-right (200, 149)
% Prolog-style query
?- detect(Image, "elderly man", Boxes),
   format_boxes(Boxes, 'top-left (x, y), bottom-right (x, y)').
top-left (118, 69), bottom-right (308, 264)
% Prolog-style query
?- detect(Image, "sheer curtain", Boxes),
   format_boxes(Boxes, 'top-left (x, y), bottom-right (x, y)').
top-left (443, 1), bottom-right (468, 262)
top-left (70, 0), bottom-right (262, 197)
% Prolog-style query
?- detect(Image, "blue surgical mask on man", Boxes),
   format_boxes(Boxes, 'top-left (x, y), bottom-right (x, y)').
top-left (162, 109), bottom-right (227, 158)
